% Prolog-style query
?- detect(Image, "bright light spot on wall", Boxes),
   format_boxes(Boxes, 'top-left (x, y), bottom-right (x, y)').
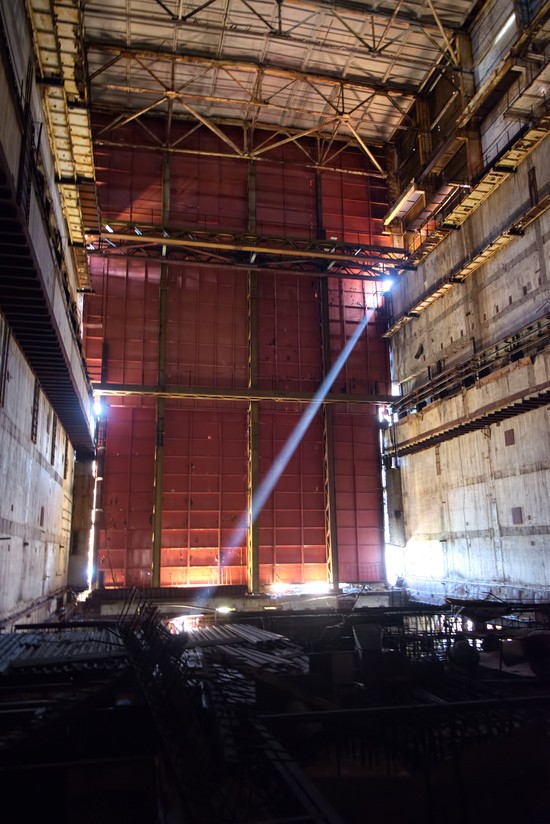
top-left (216, 606), bottom-right (234, 614)
top-left (170, 614), bottom-right (205, 632)
top-left (302, 581), bottom-right (331, 595)
top-left (87, 460), bottom-right (99, 590)
top-left (385, 544), bottom-right (406, 586)
top-left (397, 537), bottom-right (445, 583)
top-left (494, 12), bottom-right (516, 44)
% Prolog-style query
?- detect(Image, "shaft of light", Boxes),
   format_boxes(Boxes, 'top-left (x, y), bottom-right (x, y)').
top-left (234, 308), bottom-right (374, 542)
top-left (182, 309), bottom-right (373, 610)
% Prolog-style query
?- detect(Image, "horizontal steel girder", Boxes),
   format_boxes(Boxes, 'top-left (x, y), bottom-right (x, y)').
top-left (87, 226), bottom-right (412, 271)
top-left (94, 383), bottom-right (393, 405)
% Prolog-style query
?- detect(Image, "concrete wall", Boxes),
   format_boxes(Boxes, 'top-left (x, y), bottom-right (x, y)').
top-left (386, 348), bottom-right (550, 603)
top-left (0, 1), bottom-right (94, 437)
top-left (0, 314), bottom-right (74, 626)
top-left (387, 114), bottom-right (550, 604)
top-left (470, 0), bottom-right (517, 91)
top-left (391, 133), bottom-right (550, 392)
top-left (67, 459), bottom-right (95, 592)
top-left (1, 0), bottom-right (82, 307)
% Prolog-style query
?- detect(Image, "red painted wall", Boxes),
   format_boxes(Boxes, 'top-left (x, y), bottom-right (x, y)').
top-left (85, 118), bottom-right (389, 588)
top-left (160, 403), bottom-right (248, 587)
top-left (97, 401), bottom-right (156, 587)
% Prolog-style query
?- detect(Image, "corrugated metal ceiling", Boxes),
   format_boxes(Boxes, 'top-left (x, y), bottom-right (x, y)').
top-left (83, 0), bottom-right (479, 146)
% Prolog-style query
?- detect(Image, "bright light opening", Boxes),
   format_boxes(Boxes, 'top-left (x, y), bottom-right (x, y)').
top-left (170, 614), bottom-right (205, 632)
top-left (87, 459), bottom-right (99, 591)
top-left (216, 606), bottom-right (234, 614)
top-left (494, 13), bottom-right (515, 44)
top-left (384, 544), bottom-right (406, 588)
top-left (302, 581), bottom-right (331, 595)
top-left (93, 396), bottom-right (103, 418)
top-left (381, 278), bottom-right (394, 293)
top-left (105, 224), bottom-right (113, 233)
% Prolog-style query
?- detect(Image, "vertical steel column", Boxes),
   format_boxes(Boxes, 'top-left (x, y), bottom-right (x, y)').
top-left (151, 151), bottom-right (170, 587)
top-left (415, 97), bottom-right (432, 168)
top-left (247, 155), bottom-right (260, 593)
top-left (456, 32), bottom-right (483, 178)
top-left (316, 172), bottom-right (340, 592)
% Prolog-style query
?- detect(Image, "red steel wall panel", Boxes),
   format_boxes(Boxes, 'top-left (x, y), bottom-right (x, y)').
top-left (96, 259), bottom-right (160, 386)
top-left (327, 277), bottom-right (391, 397)
top-left (256, 160), bottom-right (316, 238)
top-left (333, 408), bottom-right (384, 582)
top-left (85, 119), bottom-right (390, 589)
top-left (97, 403), bottom-right (156, 587)
top-left (258, 406), bottom-right (326, 586)
top-left (170, 153), bottom-right (248, 231)
top-left (322, 162), bottom-right (388, 247)
top-left (258, 274), bottom-right (323, 393)
top-left (161, 403), bottom-right (248, 587)
top-left (166, 268), bottom-right (248, 388)
top-left (94, 141), bottom-right (164, 225)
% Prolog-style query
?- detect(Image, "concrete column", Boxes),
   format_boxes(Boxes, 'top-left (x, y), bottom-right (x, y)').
top-left (456, 32), bottom-right (483, 178)
top-left (67, 458), bottom-right (95, 591)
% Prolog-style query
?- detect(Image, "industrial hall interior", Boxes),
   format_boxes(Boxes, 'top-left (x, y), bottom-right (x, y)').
top-left (1, 0), bottom-right (550, 821)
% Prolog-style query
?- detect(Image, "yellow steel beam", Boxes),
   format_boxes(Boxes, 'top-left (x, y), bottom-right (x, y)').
top-left (94, 384), bottom-right (393, 404)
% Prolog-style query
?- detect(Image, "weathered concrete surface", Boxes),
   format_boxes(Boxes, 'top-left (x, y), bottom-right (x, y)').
top-left (393, 346), bottom-right (550, 448)
top-left (0, 326), bottom-right (74, 626)
top-left (0, 2), bottom-right (95, 447)
top-left (387, 49), bottom-right (550, 602)
top-left (386, 350), bottom-right (550, 603)
top-left (68, 459), bottom-right (95, 591)
top-left (391, 134), bottom-right (550, 390)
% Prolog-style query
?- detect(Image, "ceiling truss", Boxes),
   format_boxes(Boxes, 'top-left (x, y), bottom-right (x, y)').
top-left (83, 0), bottom-right (477, 147)
top-left (24, 0), bottom-right (483, 301)
top-left (87, 44), bottom-right (419, 165)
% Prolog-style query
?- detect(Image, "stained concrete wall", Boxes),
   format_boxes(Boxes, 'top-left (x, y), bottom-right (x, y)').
top-left (386, 348), bottom-right (550, 603)
top-left (0, 316), bottom-right (74, 626)
top-left (0, 1), bottom-right (94, 436)
top-left (387, 115), bottom-right (550, 603)
top-left (392, 133), bottom-right (550, 393)
top-left (67, 459), bottom-right (95, 592)
top-left (1, 0), bottom-right (82, 308)
top-left (470, 0), bottom-right (517, 92)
